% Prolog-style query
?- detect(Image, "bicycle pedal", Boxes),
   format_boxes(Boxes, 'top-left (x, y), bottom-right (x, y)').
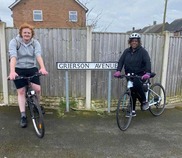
top-left (41, 106), bottom-right (45, 115)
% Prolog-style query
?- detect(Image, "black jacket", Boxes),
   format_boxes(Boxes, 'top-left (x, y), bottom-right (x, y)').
top-left (117, 46), bottom-right (151, 75)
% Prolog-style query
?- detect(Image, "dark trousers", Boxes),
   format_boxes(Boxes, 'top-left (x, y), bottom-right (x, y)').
top-left (131, 78), bottom-right (146, 110)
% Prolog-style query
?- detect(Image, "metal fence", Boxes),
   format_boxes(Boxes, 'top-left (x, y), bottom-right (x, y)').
top-left (1, 26), bottom-right (182, 106)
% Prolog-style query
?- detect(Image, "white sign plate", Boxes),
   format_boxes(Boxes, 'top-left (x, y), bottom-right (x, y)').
top-left (57, 62), bottom-right (118, 70)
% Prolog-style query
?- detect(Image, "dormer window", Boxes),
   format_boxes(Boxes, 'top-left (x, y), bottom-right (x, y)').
top-left (33, 10), bottom-right (43, 21)
top-left (69, 11), bottom-right (78, 22)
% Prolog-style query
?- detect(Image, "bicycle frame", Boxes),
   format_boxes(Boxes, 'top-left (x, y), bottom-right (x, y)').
top-left (25, 79), bottom-right (37, 105)
top-left (10, 73), bottom-right (45, 138)
top-left (24, 74), bottom-right (42, 117)
top-left (125, 74), bottom-right (158, 106)
top-left (116, 72), bottom-right (166, 131)
top-left (148, 88), bottom-right (162, 106)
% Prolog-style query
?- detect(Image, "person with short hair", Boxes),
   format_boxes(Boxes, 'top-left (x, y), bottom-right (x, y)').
top-left (8, 23), bottom-right (48, 128)
top-left (114, 33), bottom-right (151, 116)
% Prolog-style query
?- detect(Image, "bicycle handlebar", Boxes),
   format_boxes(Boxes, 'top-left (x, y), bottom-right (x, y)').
top-left (8, 72), bottom-right (43, 81)
top-left (120, 74), bottom-right (141, 80)
top-left (118, 72), bottom-right (156, 80)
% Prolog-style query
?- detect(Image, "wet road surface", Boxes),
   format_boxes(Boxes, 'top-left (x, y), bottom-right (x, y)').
top-left (0, 105), bottom-right (182, 158)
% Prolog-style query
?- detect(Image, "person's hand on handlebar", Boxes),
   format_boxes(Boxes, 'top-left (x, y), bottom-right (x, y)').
top-left (39, 68), bottom-right (48, 75)
top-left (8, 71), bottom-right (18, 80)
top-left (113, 71), bottom-right (121, 78)
top-left (141, 73), bottom-right (150, 80)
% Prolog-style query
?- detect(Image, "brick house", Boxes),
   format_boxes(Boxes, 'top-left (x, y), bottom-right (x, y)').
top-left (9, 0), bottom-right (88, 28)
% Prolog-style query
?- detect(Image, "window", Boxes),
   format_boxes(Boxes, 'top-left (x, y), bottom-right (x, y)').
top-left (33, 10), bottom-right (43, 21)
top-left (69, 11), bottom-right (78, 22)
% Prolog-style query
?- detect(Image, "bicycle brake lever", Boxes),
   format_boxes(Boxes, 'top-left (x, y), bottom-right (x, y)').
top-left (35, 72), bottom-right (42, 76)
top-left (15, 76), bottom-right (24, 80)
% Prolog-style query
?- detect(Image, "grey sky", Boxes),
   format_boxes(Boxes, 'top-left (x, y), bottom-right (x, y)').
top-left (0, 0), bottom-right (182, 32)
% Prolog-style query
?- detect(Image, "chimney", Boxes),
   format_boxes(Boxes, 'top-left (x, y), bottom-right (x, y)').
top-left (153, 21), bottom-right (157, 25)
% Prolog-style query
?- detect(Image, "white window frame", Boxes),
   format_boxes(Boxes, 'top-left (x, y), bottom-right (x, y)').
top-left (33, 10), bottom-right (43, 21)
top-left (69, 11), bottom-right (78, 22)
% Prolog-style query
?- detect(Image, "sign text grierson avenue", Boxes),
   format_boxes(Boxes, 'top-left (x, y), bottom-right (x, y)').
top-left (57, 62), bottom-right (118, 70)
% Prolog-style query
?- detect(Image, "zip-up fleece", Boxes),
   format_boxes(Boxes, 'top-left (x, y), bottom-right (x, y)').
top-left (8, 35), bottom-right (42, 68)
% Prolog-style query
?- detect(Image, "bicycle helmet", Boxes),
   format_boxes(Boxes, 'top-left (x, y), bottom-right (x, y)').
top-left (129, 33), bottom-right (141, 39)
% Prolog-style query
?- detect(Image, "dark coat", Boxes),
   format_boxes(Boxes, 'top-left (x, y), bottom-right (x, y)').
top-left (117, 46), bottom-right (151, 75)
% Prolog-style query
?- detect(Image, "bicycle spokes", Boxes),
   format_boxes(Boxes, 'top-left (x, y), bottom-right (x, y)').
top-left (149, 83), bottom-right (166, 116)
top-left (29, 96), bottom-right (45, 138)
top-left (116, 92), bottom-right (133, 131)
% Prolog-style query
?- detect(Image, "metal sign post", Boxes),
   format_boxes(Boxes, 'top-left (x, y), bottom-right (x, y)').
top-left (65, 70), bottom-right (69, 112)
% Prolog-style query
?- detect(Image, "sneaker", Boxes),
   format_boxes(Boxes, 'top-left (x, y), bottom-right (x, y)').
top-left (125, 111), bottom-right (131, 117)
top-left (142, 102), bottom-right (149, 111)
top-left (20, 116), bottom-right (27, 128)
top-left (132, 110), bottom-right (136, 117)
top-left (126, 111), bottom-right (136, 117)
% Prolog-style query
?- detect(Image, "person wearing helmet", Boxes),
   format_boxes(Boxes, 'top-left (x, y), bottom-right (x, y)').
top-left (114, 33), bottom-right (151, 116)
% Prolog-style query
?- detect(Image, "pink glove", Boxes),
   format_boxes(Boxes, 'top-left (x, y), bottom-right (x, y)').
top-left (142, 73), bottom-right (150, 80)
top-left (114, 71), bottom-right (121, 78)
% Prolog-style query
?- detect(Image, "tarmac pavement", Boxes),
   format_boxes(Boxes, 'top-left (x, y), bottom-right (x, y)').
top-left (0, 103), bottom-right (182, 158)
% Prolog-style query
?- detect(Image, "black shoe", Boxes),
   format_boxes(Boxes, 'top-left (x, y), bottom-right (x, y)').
top-left (41, 106), bottom-right (45, 115)
top-left (132, 111), bottom-right (136, 117)
top-left (126, 111), bottom-right (136, 117)
top-left (20, 116), bottom-right (27, 128)
top-left (125, 111), bottom-right (131, 117)
top-left (142, 102), bottom-right (149, 111)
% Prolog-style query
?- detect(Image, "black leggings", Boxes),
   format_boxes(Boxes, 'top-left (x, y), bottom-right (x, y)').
top-left (130, 78), bottom-right (146, 110)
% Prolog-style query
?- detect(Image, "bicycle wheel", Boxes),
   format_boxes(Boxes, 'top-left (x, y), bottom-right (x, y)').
top-left (116, 92), bottom-right (133, 131)
top-left (148, 83), bottom-right (166, 116)
top-left (30, 96), bottom-right (45, 138)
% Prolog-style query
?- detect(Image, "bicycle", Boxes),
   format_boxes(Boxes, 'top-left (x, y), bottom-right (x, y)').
top-left (9, 73), bottom-right (45, 138)
top-left (116, 73), bottom-right (166, 131)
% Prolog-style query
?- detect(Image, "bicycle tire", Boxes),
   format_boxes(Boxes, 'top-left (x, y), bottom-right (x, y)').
top-left (29, 96), bottom-right (45, 138)
top-left (116, 92), bottom-right (133, 131)
top-left (148, 83), bottom-right (166, 116)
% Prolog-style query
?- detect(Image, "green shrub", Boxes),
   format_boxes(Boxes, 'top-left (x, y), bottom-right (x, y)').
top-left (57, 99), bottom-right (77, 117)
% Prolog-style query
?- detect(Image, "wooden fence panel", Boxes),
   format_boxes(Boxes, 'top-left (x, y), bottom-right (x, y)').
top-left (5, 28), bottom-right (87, 98)
top-left (166, 36), bottom-right (182, 97)
top-left (91, 33), bottom-right (165, 99)
top-left (3, 28), bottom-right (182, 102)
top-left (0, 44), bottom-right (2, 93)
